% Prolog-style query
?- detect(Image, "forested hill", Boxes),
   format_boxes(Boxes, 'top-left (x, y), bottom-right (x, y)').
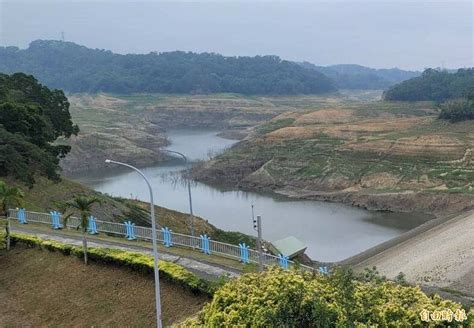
top-left (0, 40), bottom-right (336, 95)
top-left (300, 62), bottom-right (420, 90)
top-left (383, 68), bottom-right (474, 101)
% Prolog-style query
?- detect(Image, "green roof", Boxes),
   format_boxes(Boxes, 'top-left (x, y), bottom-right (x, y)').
top-left (271, 236), bottom-right (307, 258)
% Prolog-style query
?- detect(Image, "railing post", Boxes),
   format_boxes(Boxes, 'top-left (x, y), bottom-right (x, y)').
top-left (200, 234), bottom-right (210, 254)
top-left (239, 243), bottom-right (249, 264)
top-left (161, 227), bottom-right (172, 247)
top-left (125, 221), bottom-right (136, 240)
top-left (17, 208), bottom-right (27, 224)
top-left (278, 254), bottom-right (289, 269)
top-left (88, 216), bottom-right (98, 235)
top-left (318, 266), bottom-right (329, 275)
top-left (50, 211), bottom-right (62, 229)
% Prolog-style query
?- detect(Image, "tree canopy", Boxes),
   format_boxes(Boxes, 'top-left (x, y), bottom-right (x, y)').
top-left (0, 40), bottom-right (336, 95)
top-left (0, 73), bottom-right (78, 185)
top-left (383, 68), bottom-right (474, 101)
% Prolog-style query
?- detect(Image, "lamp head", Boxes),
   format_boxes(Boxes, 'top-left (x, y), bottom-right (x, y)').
top-left (105, 159), bottom-right (111, 163)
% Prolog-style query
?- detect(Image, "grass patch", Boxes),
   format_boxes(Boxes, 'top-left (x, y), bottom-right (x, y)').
top-left (0, 244), bottom-right (208, 327)
top-left (10, 233), bottom-right (221, 296)
top-left (256, 118), bottom-right (295, 135)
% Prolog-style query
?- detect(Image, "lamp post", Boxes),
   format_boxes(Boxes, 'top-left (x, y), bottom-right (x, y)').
top-left (104, 159), bottom-right (162, 328)
top-left (161, 150), bottom-right (195, 238)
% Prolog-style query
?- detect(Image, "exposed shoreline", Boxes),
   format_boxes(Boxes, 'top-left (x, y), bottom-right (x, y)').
top-left (273, 186), bottom-right (473, 218)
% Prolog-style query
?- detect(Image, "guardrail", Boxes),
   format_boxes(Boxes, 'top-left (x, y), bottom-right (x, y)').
top-left (8, 208), bottom-right (322, 273)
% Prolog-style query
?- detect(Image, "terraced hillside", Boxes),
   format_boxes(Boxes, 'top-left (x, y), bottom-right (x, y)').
top-left (61, 91), bottom-right (381, 173)
top-left (60, 94), bottom-right (168, 174)
top-left (193, 101), bottom-right (473, 216)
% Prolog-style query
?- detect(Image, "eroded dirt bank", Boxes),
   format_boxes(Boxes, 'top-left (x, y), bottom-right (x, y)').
top-left (275, 187), bottom-right (474, 217)
top-left (192, 101), bottom-right (473, 217)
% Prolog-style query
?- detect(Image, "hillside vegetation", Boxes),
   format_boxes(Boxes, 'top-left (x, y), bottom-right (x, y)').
top-left (384, 68), bottom-right (474, 101)
top-left (0, 40), bottom-right (335, 95)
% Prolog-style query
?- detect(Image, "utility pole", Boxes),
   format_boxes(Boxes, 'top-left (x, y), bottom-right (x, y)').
top-left (161, 149), bottom-right (195, 239)
top-left (253, 214), bottom-right (264, 272)
top-left (251, 202), bottom-right (255, 225)
top-left (105, 160), bottom-right (162, 328)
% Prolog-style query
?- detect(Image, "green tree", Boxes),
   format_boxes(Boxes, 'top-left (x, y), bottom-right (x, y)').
top-left (0, 73), bottom-right (79, 185)
top-left (0, 180), bottom-right (24, 250)
top-left (384, 68), bottom-right (474, 102)
top-left (65, 195), bottom-right (101, 265)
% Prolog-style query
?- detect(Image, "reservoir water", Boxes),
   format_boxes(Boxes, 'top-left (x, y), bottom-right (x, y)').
top-left (72, 129), bottom-right (431, 262)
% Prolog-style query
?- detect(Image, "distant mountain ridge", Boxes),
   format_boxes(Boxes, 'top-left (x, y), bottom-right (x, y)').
top-left (0, 40), bottom-right (335, 95)
top-left (0, 40), bottom-right (420, 94)
top-left (300, 62), bottom-right (420, 90)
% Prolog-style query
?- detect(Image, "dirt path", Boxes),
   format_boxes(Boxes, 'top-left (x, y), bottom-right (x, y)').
top-left (353, 210), bottom-right (474, 298)
top-left (10, 225), bottom-right (240, 281)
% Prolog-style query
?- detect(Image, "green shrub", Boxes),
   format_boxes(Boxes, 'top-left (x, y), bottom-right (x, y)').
top-left (184, 267), bottom-right (473, 327)
top-left (10, 233), bottom-right (217, 296)
top-left (257, 118), bottom-right (295, 135)
top-left (439, 99), bottom-right (474, 122)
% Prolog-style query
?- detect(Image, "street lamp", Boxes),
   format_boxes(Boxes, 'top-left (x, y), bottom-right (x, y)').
top-left (104, 159), bottom-right (162, 328)
top-left (161, 150), bottom-right (195, 238)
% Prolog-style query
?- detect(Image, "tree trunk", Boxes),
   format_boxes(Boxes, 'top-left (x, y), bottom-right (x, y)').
top-left (82, 232), bottom-right (88, 265)
top-left (6, 216), bottom-right (10, 251)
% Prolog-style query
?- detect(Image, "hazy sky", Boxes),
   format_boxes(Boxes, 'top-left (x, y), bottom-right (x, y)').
top-left (1, 0), bottom-right (472, 70)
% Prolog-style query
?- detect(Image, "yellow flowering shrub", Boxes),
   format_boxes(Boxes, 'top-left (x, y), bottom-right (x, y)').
top-left (10, 233), bottom-right (216, 295)
top-left (183, 267), bottom-right (473, 327)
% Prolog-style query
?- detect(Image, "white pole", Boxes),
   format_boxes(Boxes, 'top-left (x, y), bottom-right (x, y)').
top-left (256, 215), bottom-right (263, 272)
top-left (105, 160), bottom-right (162, 328)
top-left (162, 149), bottom-right (195, 238)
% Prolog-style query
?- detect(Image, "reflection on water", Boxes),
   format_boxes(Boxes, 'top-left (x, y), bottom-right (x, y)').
top-left (72, 129), bottom-right (431, 261)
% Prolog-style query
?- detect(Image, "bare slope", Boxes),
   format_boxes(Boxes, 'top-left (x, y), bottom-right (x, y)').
top-left (61, 91), bottom-right (382, 174)
top-left (193, 101), bottom-right (473, 215)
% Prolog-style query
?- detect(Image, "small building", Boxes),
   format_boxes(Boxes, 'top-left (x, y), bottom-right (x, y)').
top-left (268, 236), bottom-right (307, 259)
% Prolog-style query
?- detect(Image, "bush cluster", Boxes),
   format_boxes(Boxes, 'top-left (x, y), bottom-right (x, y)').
top-left (184, 267), bottom-right (473, 327)
top-left (10, 233), bottom-right (217, 296)
top-left (438, 98), bottom-right (474, 122)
